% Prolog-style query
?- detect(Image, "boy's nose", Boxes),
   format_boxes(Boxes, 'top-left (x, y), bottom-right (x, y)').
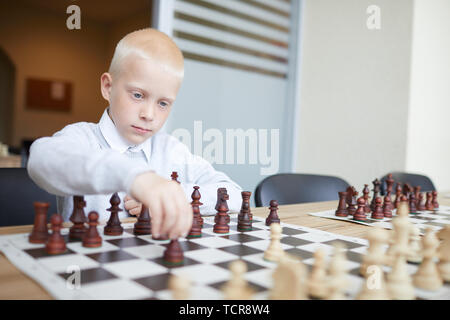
top-left (139, 104), bottom-right (155, 121)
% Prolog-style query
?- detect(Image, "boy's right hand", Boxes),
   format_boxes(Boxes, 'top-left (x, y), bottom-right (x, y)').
top-left (129, 171), bottom-right (193, 239)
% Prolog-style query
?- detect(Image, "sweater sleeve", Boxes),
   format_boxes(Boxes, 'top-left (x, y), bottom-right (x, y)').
top-left (27, 123), bottom-right (152, 196)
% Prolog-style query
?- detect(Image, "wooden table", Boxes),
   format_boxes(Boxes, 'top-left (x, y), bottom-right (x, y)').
top-left (1, 196), bottom-right (449, 300)
top-left (0, 155), bottom-right (21, 168)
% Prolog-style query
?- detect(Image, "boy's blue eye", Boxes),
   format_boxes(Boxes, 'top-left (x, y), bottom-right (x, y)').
top-left (159, 101), bottom-right (168, 108)
top-left (133, 92), bottom-right (143, 99)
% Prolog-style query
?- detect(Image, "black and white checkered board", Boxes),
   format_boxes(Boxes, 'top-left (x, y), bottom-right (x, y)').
top-left (309, 205), bottom-right (450, 235)
top-left (1, 213), bottom-right (449, 300)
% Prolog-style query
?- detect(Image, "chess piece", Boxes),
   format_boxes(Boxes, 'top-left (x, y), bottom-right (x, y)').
top-left (222, 260), bottom-right (254, 300)
top-left (386, 216), bottom-right (415, 300)
top-left (353, 197), bottom-right (367, 222)
top-left (104, 193), bottom-right (124, 236)
top-left (29, 202), bottom-right (49, 244)
top-left (238, 191), bottom-right (252, 232)
top-left (356, 267), bottom-right (390, 300)
top-left (213, 191), bottom-right (230, 234)
top-left (69, 195), bottom-right (87, 240)
top-left (270, 254), bottom-right (307, 300)
top-left (425, 192), bottom-right (434, 211)
top-left (169, 274), bottom-right (190, 300)
top-left (370, 179), bottom-right (381, 211)
top-left (214, 188), bottom-right (230, 224)
top-left (385, 201), bottom-right (411, 266)
top-left (264, 223), bottom-right (284, 262)
top-left (163, 239), bottom-right (184, 265)
top-left (308, 248), bottom-right (328, 299)
top-left (133, 205), bottom-right (151, 235)
top-left (407, 224), bottom-right (422, 264)
top-left (432, 191), bottom-right (439, 209)
top-left (82, 211), bottom-right (102, 248)
top-left (327, 242), bottom-right (349, 300)
top-left (347, 188), bottom-right (357, 216)
top-left (171, 171), bottom-right (180, 183)
top-left (438, 226), bottom-right (450, 282)
top-left (191, 186), bottom-right (203, 228)
top-left (413, 228), bottom-right (443, 290)
top-left (408, 192), bottom-right (418, 214)
top-left (382, 194), bottom-right (393, 218)
top-left (265, 200), bottom-right (280, 226)
top-left (414, 186), bottom-right (421, 206)
top-left (371, 197), bottom-right (384, 220)
top-left (385, 173), bottom-right (395, 196)
top-left (360, 228), bottom-right (389, 276)
top-left (397, 196), bottom-right (410, 218)
top-left (362, 185), bottom-right (371, 214)
top-left (417, 193), bottom-right (426, 211)
top-left (394, 183), bottom-right (402, 209)
top-left (188, 195), bottom-right (202, 238)
top-left (45, 214), bottom-right (67, 255)
top-left (335, 191), bottom-right (349, 217)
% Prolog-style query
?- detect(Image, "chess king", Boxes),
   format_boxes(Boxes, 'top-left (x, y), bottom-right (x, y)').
top-left (27, 28), bottom-right (243, 240)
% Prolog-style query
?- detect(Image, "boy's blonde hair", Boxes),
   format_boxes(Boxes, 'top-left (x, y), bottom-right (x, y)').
top-left (108, 28), bottom-right (184, 79)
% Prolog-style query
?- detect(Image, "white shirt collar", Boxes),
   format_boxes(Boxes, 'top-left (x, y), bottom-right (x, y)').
top-left (98, 107), bottom-right (152, 162)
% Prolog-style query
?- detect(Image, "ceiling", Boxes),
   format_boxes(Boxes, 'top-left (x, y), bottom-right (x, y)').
top-left (20, 0), bottom-right (152, 23)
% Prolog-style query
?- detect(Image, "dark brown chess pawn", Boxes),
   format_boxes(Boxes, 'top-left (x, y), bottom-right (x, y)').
top-left (414, 186), bottom-right (421, 206)
top-left (46, 214), bottom-right (67, 255)
top-left (266, 200), bottom-right (281, 226)
top-left (383, 194), bottom-right (393, 218)
top-left (187, 188), bottom-right (202, 238)
top-left (104, 193), bottom-right (124, 236)
top-left (425, 192), bottom-right (434, 211)
top-left (82, 211), bottom-right (102, 248)
top-left (362, 185), bottom-right (371, 214)
top-left (191, 186), bottom-right (203, 228)
top-left (370, 179), bottom-right (381, 211)
top-left (171, 171), bottom-right (180, 183)
top-left (403, 183), bottom-right (413, 197)
top-left (394, 183), bottom-right (403, 209)
top-left (347, 191), bottom-right (358, 216)
top-left (213, 192), bottom-right (230, 234)
top-left (163, 239), bottom-right (184, 265)
top-left (335, 191), bottom-right (349, 217)
top-left (133, 205), bottom-right (151, 235)
top-left (432, 191), bottom-right (439, 209)
top-left (417, 193), bottom-right (426, 211)
top-left (371, 197), bottom-right (384, 220)
top-left (69, 195), bottom-right (87, 240)
top-left (345, 186), bottom-right (354, 206)
top-left (353, 197), bottom-right (367, 222)
top-left (238, 191), bottom-right (252, 232)
top-left (409, 192), bottom-right (418, 214)
top-left (29, 202), bottom-right (50, 244)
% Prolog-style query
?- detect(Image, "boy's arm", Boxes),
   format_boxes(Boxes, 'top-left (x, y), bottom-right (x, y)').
top-left (27, 123), bottom-right (150, 196)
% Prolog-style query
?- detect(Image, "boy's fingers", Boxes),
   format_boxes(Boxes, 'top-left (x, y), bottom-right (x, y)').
top-left (161, 198), bottom-right (177, 237)
top-left (129, 207), bottom-right (141, 216)
top-left (148, 201), bottom-right (163, 238)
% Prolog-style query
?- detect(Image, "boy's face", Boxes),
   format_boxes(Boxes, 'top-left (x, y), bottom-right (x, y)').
top-left (101, 55), bottom-right (182, 145)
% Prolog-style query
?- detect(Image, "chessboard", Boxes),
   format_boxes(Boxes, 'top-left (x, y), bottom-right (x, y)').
top-left (308, 206), bottom-right (450, 235)
top-left (1, 213), bottom-right (449, 300)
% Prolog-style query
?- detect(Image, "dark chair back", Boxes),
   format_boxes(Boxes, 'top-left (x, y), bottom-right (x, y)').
top-left (254, 173), bottom-right (350, 207)
top-left (0, 168), bottom-right (57, 226)
top-left (380, 172), bottom-right (436, 195)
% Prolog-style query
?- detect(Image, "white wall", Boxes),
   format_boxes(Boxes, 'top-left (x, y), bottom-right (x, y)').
top-left (296, 0), bottom-right (414, 192)
top-left (406, 0), bottom-right (450, 191)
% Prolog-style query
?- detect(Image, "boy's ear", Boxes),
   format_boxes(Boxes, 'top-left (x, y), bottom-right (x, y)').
top-left (100, 73), bottom-right (113, 102)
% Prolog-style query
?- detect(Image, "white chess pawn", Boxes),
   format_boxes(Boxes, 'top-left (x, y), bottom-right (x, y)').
top-left (222, 260), bottom-right (253, 300)
top-left (308, 248), bottom-right (328, 299)
top-left (407, 224), bottom-right (423, 264)
top-left (169, 273), bottom-right (190, 300)
top-left (327, 242), bottom-right (349, 300)
top-left (270, 254), bottom-right (308, 300)
top-left (361, 227), bottom-right (389, 276)
top-left (264, 223), bottom-right (284, 262)
top-left (413, 227), bottom-right (443, 291)
top-left (437, 225), bottom-right (450, 282)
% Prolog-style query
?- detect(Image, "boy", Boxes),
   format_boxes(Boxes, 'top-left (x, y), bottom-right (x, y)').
top-left (27, 28), bottom-right (242, 240)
